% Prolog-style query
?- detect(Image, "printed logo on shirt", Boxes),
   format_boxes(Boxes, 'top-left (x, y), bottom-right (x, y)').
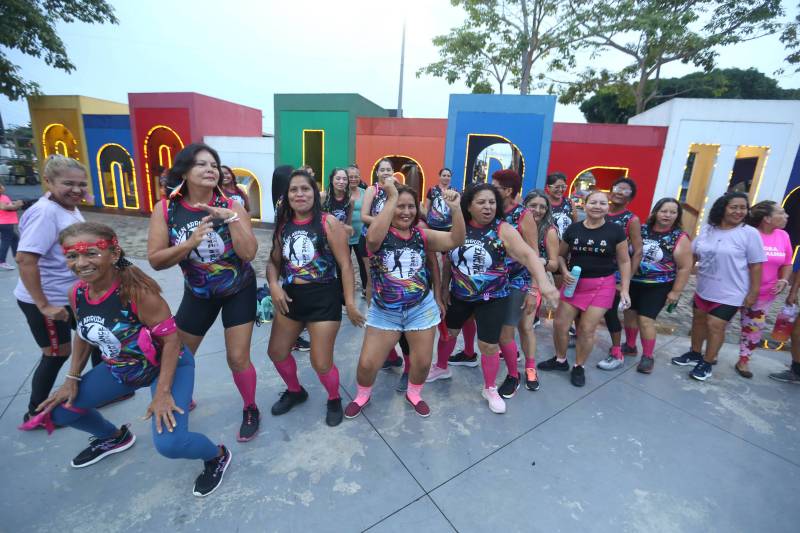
top-left (432, 195), bottom-right (449, 216)
top-left (382, 247), bottom-right (424, 280)
top-left (554, 212), bottom-right (572, 236)
top-left (78, 316), bottom-right (121, 359)
top-left (452, 239), bottom-right (491, 276)
top-left (176, 220), bottom-right (226, 264)
top-left (283, 231), bottom-right (316, 267)
top-left (332, 208), bottom-right (347, 222)
top-left (642, 239), bottom-right (664, 263)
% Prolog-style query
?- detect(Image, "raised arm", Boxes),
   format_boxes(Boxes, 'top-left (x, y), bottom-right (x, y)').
top-left (366, 180), bottom-right (398, 253)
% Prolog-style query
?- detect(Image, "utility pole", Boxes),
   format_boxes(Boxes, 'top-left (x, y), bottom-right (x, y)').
top-left (397, 19), bottom-right (406, 118)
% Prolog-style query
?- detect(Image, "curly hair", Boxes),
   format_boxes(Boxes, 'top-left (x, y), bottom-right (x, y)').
top-left (708, 191), bottom-right (748, 227)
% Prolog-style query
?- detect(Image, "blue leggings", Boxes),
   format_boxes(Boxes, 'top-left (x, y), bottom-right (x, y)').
top-left (51, 353), bottom-right (218, 461)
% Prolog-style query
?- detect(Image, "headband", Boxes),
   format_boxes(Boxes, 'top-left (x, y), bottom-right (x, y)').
top-left (62, 237), bottom-right (118, 255)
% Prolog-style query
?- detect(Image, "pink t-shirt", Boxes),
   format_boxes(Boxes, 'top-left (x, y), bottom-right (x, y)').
top-left (0, 194), bottom-right (18, 224)
top-left (758, 228), bottom-right (793, 303)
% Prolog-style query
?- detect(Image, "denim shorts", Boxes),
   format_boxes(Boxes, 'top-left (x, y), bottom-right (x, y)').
top-left (366, 291), bottom-right (440, 332)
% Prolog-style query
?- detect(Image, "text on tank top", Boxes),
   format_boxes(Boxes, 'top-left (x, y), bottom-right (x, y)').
top-left (448, 219), bottom-right (509, 301)
top-left (370, 226), bottom-right (430, 310)
top-left (280, 214), bottom-right (337, 284)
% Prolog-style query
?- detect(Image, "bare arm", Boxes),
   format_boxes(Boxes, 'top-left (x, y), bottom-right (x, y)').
top-left (616, 240), bottom-right (632, 298)
top-left (327, 216), bottom-right (365, 327)
top-left (667, 235), bottom-right (692, 303)
top-left (146, 202), bottom-right (204, 270)
top-left (628, 216), bottom-right (643, 277)
top-left (16, 252), bottom-right (70, 321)
top-left (543, 227), bottom-right (560, 273)
top-left (744, 263), bottom-right (763, 308)
top-left (366, 187), bottom-right (397, 253)
top-left (360, 186), bottom-right (377, 226)
top-left (225, 202), bottom-right (258, 262)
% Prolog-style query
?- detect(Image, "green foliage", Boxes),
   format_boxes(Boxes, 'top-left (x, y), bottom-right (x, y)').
top-left (0, 0), bottom-right (117, 100)
top-left (781, 3), bottom-right (800, 70)
top-left (579, 68), bottom-right (800, 123)
top-left (417, 0), bottom-right (579, 94)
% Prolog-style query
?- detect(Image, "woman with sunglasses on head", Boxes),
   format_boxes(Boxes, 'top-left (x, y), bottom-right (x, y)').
top-left (148, 143), bottom-right (261, 442)
top-left (545, 172), bottom-right (578, 238)
top-left (671, 192), bottom-right (765, 381)
top-left (539, 190), bottom-right (631, 387)
top-left (30, 222), bottom-right (231, 497)
top-left (597, 177), bottom-right (643, 372)
top-left (433, 184), bottom-right (559, 413)
top-left (15, 155), bottom-right (88, 425)
top-left (345, 178), bottom-right (463, 418)
top-left (219, 165), bottom-right (250, 213)
top-left (735, 200), bottom-right (791, 378)
top-left (267, 169), bottom-right (365, 427)
top-left (627, 198), bottom-right (692, 374)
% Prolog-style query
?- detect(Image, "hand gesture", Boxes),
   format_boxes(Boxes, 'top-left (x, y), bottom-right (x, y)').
top-left (346, 303), bottom-right (366, 328)
top-left (143, 391), bottom-right (184, 434)
top-left (193, 203), bottom-right (235, 222)
top-left (188, 218), bottom-right (214, 248)
top-left (37, 379), bottom-right (78, 414)
top-left (383, 176), bottom-right (399, 198)
top-left (443, 189), bottom-right (461, 209)
top-left (270, 282), bottom-right (292, 315)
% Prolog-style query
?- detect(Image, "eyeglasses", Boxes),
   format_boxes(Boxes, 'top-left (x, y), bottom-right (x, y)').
top-left (548, 184), bottom-right (566, 190)
top-left (612, 186), bottom-right (632, 196)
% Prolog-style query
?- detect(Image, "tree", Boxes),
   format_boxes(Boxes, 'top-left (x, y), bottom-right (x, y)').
top-left (0, 0), bottom-right (118, 101)
top-left (417, 0), bottom-right (579, 94)
top-left (579, 68), bottom-right (800, 123)
top-left (563, 0), bottom-right (786, 115)
top-left (781, 3), bottom-right (800, 71)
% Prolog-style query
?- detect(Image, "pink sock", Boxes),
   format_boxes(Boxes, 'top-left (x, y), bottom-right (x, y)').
top-left (610, 345), bottom-right (623, 360)
top-left (525, 357), bottom-right (536, 369)
top-left (500, 340), bottom-right (519, 378)
top-left (641, 338), bottom-right (656, 358)
top-left (738, 355), bottom-right (750, 365)
top-left (316, 365), bottom-right (341, 400)
top-left (625, 327), bottom-right (639, 348)
top-left (463, 319), bottom-right (477, 356)
top-left (406, 381), bottom-right (424, 404)
top-left (481, 352), bottom-right (501, 389)
top-left (403, 354), bottom-right (411, 375)
top-left (355, 384), bottom-right (372, 406)
top-left (386, 347), bottom-right (400, 362)
top-left (273, 355), bottom-right (302, 393)
top-left (232, 364), bottom-right (257, 407)
top-left (437, 335), bottom-right (457, 369)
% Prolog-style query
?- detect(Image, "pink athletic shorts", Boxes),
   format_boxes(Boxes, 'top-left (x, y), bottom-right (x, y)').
top-left (560, 274), bottom-right (616, 311)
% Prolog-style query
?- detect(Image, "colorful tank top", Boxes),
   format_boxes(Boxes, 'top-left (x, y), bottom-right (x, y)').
top-left (280, 214), bottom-right (336, 284)
top-left (503, 203), bottom-right (532, 292)
top-left (426, 185), bottom-right (454, 229)
top-left (325, 193), bottom-right (350, 224)
top-left (74, 280), bottom-right (181, 387)
top-left (224, 188), bottom-right (247, 208)
top-left (539, 225), bottom-right (557, 259)
top-left (634, 225), bottom-right (686, 284)
top-left (551, 196), bottom-right (574, 238)
top-left (369, 226), bottom-right (430, 310)
top-left (448, 219), bottom-right (509, 301)
top-left (361, 184), bottom-right (388, 236)
top-left (607, 209), bottom-right (635, 238)
top-left (165, 195), bottom-right (255, 299)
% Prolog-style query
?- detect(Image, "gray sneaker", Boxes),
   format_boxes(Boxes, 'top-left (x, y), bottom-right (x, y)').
top-left (636, 356), bottom-right (654, 374)
top-left (769, 369), bottom-right (800, 384)
top-left (597, 355), bottom-right (624, 371)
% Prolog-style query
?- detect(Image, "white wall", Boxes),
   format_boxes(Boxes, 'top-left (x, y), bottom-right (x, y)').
top-left (629, 99), bottom-right (800, 224)
top-left (204, 136), bottom-right (275, 222)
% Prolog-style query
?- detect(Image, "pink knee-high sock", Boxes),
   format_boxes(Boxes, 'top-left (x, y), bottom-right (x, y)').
top-left (232, 364), bottom-right (257, 407)
top-left (525, 357), bottom-right (536, 369)
top-left (641, 338), bottom-right (656, 358)
top-left (407, 381), bottom-right (424, 404)
top-left (625, 327), bottom-right (639, 348)
top-left (354, 384), bottom-right (372, 406)
top-left (481, 352), bottom-right (501, 389)
top-left (500, 340), bottom-right (519, 378)
top-left (610, 345), bottom-right (623, 359)
top-left (462, 319), bottom-right (477, 356)
top-left (273, 355), bottom-right (302, 393)
top-left (386, 347), bottom-right (400, 362)
top-left (437, 335), bottom-right (457, 370)
top-left (316, 365), bottom-right (340, 400)
top-left (403, 354), bottom-right (411, 375)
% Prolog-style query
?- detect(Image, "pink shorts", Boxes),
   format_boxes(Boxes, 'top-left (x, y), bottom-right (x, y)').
top-left (560, 274), bottom-right (616, 311)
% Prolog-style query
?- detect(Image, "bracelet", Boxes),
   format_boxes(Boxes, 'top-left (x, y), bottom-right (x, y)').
top-left (224, 214), bottom-right (240, 224)
top-left (65, 374), bottom-right (82, 382)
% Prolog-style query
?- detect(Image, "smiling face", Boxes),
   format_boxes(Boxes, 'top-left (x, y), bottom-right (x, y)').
top-left (186, 150), bottom-right (220, 190)
top-left (347, 167), bottom-right (361, 188)
top-left (331, 170), bottom-right (348, 193)
top-left (655, 201), bottom-right (679, 228)
top-left (287, 175), bottom-right (316, 216)
top-left (392, 191), bottom-right (418, 230)
top-left (723, 197), bottom-right (748, 226)
top-left (63, 233), bottom-right (119, 284)
top-left (469, 190), bottom-right (497, 225)
top-left (584, 192), bottom-right (610, 220)
top-left (221, 167), bottom-right (234, 186)
top-left (609, 181), bottom-right (633, 206)
top-left (546, 178), bottom-right (567, 201)
top-left (48, 168), bottom-right (89, 209)
top-left (525, 195), bottom-right (549, 223)
top-left (439, 169), bottom-right (452, 188)
top-left (376, 160), bottom-right (394, 183)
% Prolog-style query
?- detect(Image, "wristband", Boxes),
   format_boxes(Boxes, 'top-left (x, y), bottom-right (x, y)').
top-left (65, 374), bottom-right (82, 382)
top-left (224, 214), bottom-right (240, 224)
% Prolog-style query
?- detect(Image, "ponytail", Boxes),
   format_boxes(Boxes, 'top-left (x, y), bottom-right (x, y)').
top-left (115, 251), bottom-right (161, 307)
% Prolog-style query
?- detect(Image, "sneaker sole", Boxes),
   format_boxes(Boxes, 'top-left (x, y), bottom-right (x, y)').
top-left (405, 397), bottom-right (431, 418)
top-left (499, 381), bottom-right (520, 399)
top-left (71, 433), bottom-right (136, 468)
top-left (636, 366), bottom-right (654, 375)
top-left (425, 371), bottom-right (452, 383)
top-left (237, 426), bottom-right (259, 442)
top-left (671, 359), bottom-right (700, 367)
top-left (690, 372), bottom-right (711, 382)
top-left (481, 392), bottom-right (506, 414)
top-left (524, 381), bottom-right (540, 391)
top-left (597, 363), bottom-right (624, 371)
top-left (448, 360), bottom-right (479, 368)
top-left (193, 448), bottom-right (233, 497)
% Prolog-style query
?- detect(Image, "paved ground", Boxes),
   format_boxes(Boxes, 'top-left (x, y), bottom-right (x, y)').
top-left (0, 202), bottom-right (798, 532)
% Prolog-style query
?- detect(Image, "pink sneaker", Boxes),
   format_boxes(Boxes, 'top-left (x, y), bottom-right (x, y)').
top-left (425, 366), bottom-right (452, 383)
top-left (481, 387), bottom-right (506, 414)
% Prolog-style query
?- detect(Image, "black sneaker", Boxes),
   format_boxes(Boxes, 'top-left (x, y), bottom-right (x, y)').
top-left (292, 336), bottom-right (311, 352)
top-left (70, 424), bottom-right (136, 468)
top-left (498, 374), bottom-right (521, 399)
top-left (671, 351), bottom-right (702, 366)
top-left (381, 356), bottom-right (404, 370)
top-left (537, 356), bottom-right (569, 371)
top-left (271, 387), bottom-right (309, 416)
top-left (326, 398), bottom-right (343, 427)
top-left (570, 365), bottom-right (586, 387)
top-left (622, 344), bottom-right (638, 357)
top-left (448, 351), bottom-right (479, 367)
top-left (524, 368), bottom-right (540, 391)
top-left (237, 405), bottom-right (260, 442)
top-left (690, 360), bottom-right (713, 381)
top-left (193, 445), bottom-right (232, 497)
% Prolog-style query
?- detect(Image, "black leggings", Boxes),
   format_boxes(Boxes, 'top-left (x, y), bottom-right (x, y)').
top-left (604, 291), bottom-right (622, 334)
top-left (352, 237), bottom-right (368, 289)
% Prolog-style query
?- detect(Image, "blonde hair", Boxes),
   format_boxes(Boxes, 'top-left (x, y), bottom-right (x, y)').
top-left (43, 155), bottom-right (87, 182)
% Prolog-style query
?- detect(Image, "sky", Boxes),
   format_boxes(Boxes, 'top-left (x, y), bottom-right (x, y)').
top-left (1, 0), bottom-right (798, 132)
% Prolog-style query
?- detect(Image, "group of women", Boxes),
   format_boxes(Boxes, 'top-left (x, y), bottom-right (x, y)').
top-left (11, 145), bottom-right (800, 500)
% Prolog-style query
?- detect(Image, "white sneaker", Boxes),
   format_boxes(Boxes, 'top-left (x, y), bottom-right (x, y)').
top-left (0, 263), bottom-right (15, 270)
top-left (426, 366), bottom-right (452, 383)
top-left (482, 387), bottom-right (506, 414)
top-left (597, 354), bottom-right (624, 371)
